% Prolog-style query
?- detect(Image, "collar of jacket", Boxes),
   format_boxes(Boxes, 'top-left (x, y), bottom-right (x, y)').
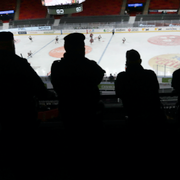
top-left (126, 64), bottom-right (144, 73)
top-left (63, 52), bottom-right (85, 60)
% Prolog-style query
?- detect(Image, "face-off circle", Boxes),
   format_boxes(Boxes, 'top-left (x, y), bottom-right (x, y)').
top-left (49, 45), bottom-right (92, 58)
top-left (148, 35), bottom-right (180, 46)
top-left (148, 54), bottom-right (180, 73)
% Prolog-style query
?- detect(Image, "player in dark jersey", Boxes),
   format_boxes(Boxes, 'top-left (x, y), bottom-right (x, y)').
top-left (90, 38), bottom-right (94, 44)
top-left (90, 33), bottom-right (93, 39)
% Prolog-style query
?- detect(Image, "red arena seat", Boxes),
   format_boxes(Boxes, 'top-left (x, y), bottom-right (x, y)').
top-left (19, 0), bottom-right (47, 20)
top-left (72, 0), bottom-right (123, 16)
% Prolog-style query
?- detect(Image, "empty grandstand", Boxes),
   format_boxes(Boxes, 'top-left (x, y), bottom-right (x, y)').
top-left (0, 1), bottom-right (180, 179)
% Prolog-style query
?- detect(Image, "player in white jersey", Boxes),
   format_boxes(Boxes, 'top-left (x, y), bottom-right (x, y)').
top-left (55, 36), bottom-right (59, 44)
top-left (27, 51), bottom-right (32, 58)
top-left (29, 36), bottom-right (33, 42)
top-left (98, 35), bottom-right (102, 41)
top-left (122, 37), bottom-right (126, 44)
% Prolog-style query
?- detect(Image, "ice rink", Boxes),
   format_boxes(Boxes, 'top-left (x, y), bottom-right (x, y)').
top-left (14, 31), bottom-right (180, 77)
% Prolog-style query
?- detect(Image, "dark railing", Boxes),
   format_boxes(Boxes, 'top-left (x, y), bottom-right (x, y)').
top-left (59, 15), bottom-right (130, 24)
top-left (135, 14), bottom-right (180, 21)
top-left (38, 93), bottom-right (178, 110)
top-left (9, 18), bottom-right (54, 28)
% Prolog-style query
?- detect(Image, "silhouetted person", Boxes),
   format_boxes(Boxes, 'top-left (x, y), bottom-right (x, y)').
top-left (171, 69), bottom-right (180, 124)
top-left (0, 32), bottom-right (54, 165)
top-left (109, 73), bottom-right (114, 82)
top-left (115, 49), bottom-right (166, 136)
top-left (50, 33), bottom-right (105, 134)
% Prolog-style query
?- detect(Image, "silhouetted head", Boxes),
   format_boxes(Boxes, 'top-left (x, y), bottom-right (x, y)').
top-left (64, 33), bottom-right (85, 56)
top-left (126, 49), bottom-right (141, 66)
top-left (0, 31), bottom-right (15, 54)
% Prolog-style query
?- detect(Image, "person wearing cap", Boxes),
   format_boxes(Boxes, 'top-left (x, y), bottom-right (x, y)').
top-left (0, 32), bottom-right (54, 151)
top-left (50, 33), bottom-right (105, 132)
top-left (115, 49), bottom-right (166, 136)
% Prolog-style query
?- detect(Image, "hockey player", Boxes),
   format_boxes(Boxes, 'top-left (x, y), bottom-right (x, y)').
top-left (122, 37), bottom-right (126, 44)
top-left (29, 36), bottom-right (33, 42)
top-left (90, 38), bottom-right (94, 44)
top-left (27, 51), bottom-right (32, 58)
top-left (90, 33), bottom-right (93, 39)
top-left (112, 29), bottom-right (115, 35)
top-left (98, 35), bottom-right (102, 41)
top-left (55, 36), bottom-right (59, 44)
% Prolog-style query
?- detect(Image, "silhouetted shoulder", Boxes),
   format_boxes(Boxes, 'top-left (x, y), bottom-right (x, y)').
top-left (51, 60), bottom-right (62, 71)
top-left (84, 58), bottom-right (97, 63)
top-left (172, 68), bottom-right (180, 89)
top-left (0, 52), bottom-right (31, 71)
top-left (52, 60), bottom-right (61, 64)
top-left (12, 54), bottom-right (34, 72)
top-left (14, 54), bottom-right (29, 64)
top-left (84, 58), bottom-right (105, 71)
top-left (117, 71), bottom-right (126, 76)
top-left (116, 71), bottom-right (126, 80)
top-left (87, 59), bottom-right (99, 67)
top-left (172, 68), bottom-right (180, 79)
top-left (144, 69), bottom-right (156, 75)
top-left (143, 69), bottom-right (158, 81)
top-left (115, 72), bottom-right (127, 98)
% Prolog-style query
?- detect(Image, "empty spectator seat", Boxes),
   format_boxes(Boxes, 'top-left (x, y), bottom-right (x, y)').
top-left (59, 15), bottom-right (129, 25)
top-left (127, 0), bottom-right (145, 3)
top-left (19, 0), bottom-right (47, 19)
top-left (0, 1), bottom-right (16, 11)
top-left (72, 0), bottom-right (122, 16)
top-left (38, 108), bottom-right (59, 122)
top-left (149, 0), bottom-right (180, 14)
top-left (54, 15), bottom-right (64, 19)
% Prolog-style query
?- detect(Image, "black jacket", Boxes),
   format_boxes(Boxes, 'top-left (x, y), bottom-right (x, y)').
top-left (115, 64), bottom-right (164, 121)
top-left (0, 50), bottom-right (49, 128)
top-left (51, 53), bottom-right (105, 118)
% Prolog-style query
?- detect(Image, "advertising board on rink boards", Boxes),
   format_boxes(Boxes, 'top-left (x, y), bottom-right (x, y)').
top-left (7, 26), bottom-right (180, 36)
top-left (61, 27), bottom-right (180, 34)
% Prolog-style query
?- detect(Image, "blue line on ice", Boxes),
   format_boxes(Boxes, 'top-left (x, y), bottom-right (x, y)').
top-left (27, 36), bottom-right (59, 60)
top-left (98, 34), bottom-right (113, 64)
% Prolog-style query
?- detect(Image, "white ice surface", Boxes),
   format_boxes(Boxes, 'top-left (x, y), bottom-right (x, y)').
top-left (14, 31), bottom-right (180, 77)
